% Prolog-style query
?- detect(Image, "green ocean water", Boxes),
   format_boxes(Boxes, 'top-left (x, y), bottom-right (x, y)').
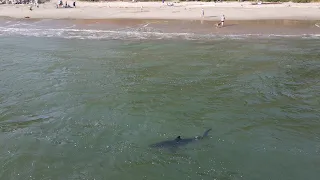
top-left (0, 36), bottom-right (320, 180)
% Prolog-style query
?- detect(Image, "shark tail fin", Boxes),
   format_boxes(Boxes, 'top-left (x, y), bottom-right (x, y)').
top-left (202, 128), bottom-right (212, 138)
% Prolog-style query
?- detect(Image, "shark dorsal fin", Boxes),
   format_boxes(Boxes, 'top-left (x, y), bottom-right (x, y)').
top-left (175, 136), bottom-right (181, 141)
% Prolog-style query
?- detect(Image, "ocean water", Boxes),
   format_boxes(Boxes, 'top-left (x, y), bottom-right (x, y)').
top-left (0, 19), bottom-right (320, 180)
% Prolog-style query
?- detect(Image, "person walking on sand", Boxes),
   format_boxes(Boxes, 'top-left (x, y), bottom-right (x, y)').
top-left (201, 8), bottom-right (204, 18)
top-left (216, 14), bottom-right (225, 28)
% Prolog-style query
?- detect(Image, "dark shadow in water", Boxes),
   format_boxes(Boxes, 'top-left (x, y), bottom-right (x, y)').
top-left (0, 115), bottom-right (50, 132)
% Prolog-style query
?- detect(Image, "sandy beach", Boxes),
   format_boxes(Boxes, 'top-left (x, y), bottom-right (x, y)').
top-left (0, 1), bottom-right (320, 21)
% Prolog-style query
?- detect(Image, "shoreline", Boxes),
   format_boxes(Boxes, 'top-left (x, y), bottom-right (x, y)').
top-left (1, 18), bottom-right (319, 37)
top-left (1, 2), bottom-right (319, 38)
top-left (0, 2), bottom-right (320, 21)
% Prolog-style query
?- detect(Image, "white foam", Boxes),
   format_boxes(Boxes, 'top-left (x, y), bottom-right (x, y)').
top-left (0, 25), bottom-right (319, 40)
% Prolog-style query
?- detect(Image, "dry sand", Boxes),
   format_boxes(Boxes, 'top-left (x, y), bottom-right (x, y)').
top-left (0, 1), bottom-right (320, 21)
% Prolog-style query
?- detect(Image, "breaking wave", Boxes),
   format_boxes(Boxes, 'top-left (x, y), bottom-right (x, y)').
top-left (0, 20), bottom-right (319, 40)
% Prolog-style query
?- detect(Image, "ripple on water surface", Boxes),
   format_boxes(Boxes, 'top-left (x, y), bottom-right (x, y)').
top-left (0, 34), bottom-right (319, 180)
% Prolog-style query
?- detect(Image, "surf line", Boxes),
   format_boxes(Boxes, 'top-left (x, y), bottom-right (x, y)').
top-left (315, 23), bottom-right (320, 28)
top-left (142, 23), bottom-right (150, 27)
top-left (141, 21), bottom-right (162, 28)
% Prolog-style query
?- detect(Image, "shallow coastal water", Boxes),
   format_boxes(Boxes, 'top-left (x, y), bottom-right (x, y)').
top-left (0, 19), bottom-right (320, 180)
top-left (0, 18), bottom-right (319, 39)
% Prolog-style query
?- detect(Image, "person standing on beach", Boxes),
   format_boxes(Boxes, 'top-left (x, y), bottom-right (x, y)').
top-left (201, 8), bottom-right (204, 18)
top-left (58, 0), bottom-right (63, 8)
top-left (217, 14), bottom-right (225, 28)
top-left (221, 15), bottom-right (225, 27)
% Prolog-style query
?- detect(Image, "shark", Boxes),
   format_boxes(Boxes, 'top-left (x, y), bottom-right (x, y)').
top-left (149, 128), bottom-right (212, 151)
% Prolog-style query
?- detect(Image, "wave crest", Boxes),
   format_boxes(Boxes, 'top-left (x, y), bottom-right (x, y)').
top-left (0, 21), bottom-right (319, 40)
